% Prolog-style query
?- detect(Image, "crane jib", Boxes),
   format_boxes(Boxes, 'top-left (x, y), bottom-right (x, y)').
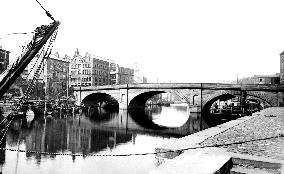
top-left (0, 21), bottom-right (60, 98)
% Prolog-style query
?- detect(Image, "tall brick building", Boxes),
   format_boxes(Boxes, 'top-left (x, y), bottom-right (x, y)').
top-left (45, 55), bottom-right (69, 99)
top-left (110, 63), bottom-right (134, 85)
top-left (0, 47), bottom-right (9, 74)
top-left (280, 51), bottom-right (284, 84)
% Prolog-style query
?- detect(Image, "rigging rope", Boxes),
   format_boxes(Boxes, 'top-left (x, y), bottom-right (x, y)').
top-left (35, 0), bottom-right (55, 21)
top-left (0, 23), bottom-right (59, 146)
top-left (21, 29), bottom-right (58, 103)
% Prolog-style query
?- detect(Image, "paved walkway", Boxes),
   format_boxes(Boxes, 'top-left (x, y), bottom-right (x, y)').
top-left (199, 107), bottom-right (284, 161)
top-left (153, 107), bottom-right (284, 173)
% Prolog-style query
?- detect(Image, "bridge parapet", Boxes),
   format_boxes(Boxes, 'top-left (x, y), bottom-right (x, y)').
top-left (74, 83), bottom-right (284, 91)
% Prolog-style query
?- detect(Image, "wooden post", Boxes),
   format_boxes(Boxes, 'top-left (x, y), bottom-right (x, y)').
top-left (240, 91), bottom-right (247, 114)
top-left (126, 84), bottom-right (129, 110)
top-left (200, 83), bottom-right (203, 112)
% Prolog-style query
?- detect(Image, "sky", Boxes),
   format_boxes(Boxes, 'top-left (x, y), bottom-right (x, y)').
top-left (0, 0), bottom-right (283, 83)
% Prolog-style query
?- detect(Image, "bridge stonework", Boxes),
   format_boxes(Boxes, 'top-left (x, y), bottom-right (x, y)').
top-left (74, 83), bottom-right (284, 110)
top-left (201, 90), bottom-right (280, 110)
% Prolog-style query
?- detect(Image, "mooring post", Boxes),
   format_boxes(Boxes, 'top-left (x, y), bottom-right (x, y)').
top-left (200, 83), bottom-right (203, 131)
top-left (240, 90), bottom-right (247, 114)
top-left (278, 92), bottom-right (284, 107)
top-left (200, 83), bottom-right (203, 112)
top-left (126, 84), bottom-right (129, 110)
top-left (79, 83), bottom-right (82, 104)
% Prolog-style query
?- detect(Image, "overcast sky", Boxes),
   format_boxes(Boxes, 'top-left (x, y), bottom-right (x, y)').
top-left (0, 0), bottom-right (283, 83)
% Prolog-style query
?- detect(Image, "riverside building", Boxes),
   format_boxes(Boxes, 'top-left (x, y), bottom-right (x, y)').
top-left (280, 51), bottom-right (284, 84)
top-left (109, 63), bottom-right (134, 85)
top-left (69, 49), bottom-right (110, 87)
top-left (0, 46), bottom-right (9, 74)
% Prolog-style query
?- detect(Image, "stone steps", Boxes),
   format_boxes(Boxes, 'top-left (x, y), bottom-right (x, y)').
top-left (230, 165), bottom-right (280, 174)
top-left (229, 153), bottom-right (283, 174)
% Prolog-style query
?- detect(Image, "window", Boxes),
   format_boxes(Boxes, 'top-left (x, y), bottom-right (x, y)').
top-left (121, 94), bottom-right (125, 102)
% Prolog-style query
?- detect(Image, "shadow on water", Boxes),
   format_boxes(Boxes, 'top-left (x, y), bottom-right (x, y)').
top-left (202, 112), bottom-right (243, 127)
top-left (81, 105), bottom-right (217, 137)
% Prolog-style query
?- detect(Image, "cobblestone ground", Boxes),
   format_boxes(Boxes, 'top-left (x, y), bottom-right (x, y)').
top-left (199, 107), bottom-right (284, 161)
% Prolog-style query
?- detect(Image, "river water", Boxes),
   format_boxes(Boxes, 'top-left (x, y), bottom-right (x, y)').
top-left (0, 105), bottom-right (223, 174)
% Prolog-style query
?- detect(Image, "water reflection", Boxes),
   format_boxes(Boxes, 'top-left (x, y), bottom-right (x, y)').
top-left (85, 107), bottom-right (116, 122)
top-left (151, 105), bottom-right (189, 127)
top-left (128, 108), bottom-right (169, 130)
top-left (0, 105), bottom-right (215, 173)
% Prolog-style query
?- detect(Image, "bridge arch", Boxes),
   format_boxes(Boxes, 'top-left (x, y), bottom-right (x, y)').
top-left (127, 88), bottom-right (200, 109)
top-left (201, 90), bottom-right (277, 113)
top-left (202, 93), bottom-right (235, 113)
top-left (82, 92), bottom-right (119, 108)
top-left (246, 94), bottom-right (273, 107)
top-left (75, 84), bottom-right (282, 110)
top-left (129, 91), bottom-right (165, 109)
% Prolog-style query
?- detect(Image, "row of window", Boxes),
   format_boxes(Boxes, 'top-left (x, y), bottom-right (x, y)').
top-left (82, 69), bottom-right (91, 75)
top-left (94, 77), bottom-right (108, 83)
top-left (82, 77), bottom-right (91, 82)
top-left (94, 64), bottom-right (108, 70)
top-left (72, 83), bottom-right (91, 87)
top-left (83, 64), bottom-right (91, 68)
top-left (94, 70), bottom-right (109, 76)
top-left (71, 82), bottom-right (108, 87)
top-left (70, 77), bottom-right (110, 84)
top-left (71, 64), bottom-right (81, 69)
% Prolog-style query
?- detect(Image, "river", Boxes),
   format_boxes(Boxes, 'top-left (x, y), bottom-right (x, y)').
top-left (0, 105), bottom-right (226, 174)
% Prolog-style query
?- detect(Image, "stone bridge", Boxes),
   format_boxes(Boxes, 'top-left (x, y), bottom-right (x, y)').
top-left (73, 83), bottom-right (284, 112)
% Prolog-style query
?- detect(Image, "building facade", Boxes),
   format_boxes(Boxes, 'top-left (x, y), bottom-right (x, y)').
top-left (70, 49), bottom-right (110, 87)
top-left (110, 63), bottom-right (119, 85)
top-left (133, 63), bottom-right (147, 83)
top-left (92, 57), bottom-right (110, 86)
top-left (70, 49), bottom-right (85, 87)
top-left (281, 51), bottom-right (284, 84)
top-left (45, 54), bottom-right (69, 99)
top-left (0, 47), bottom-right (9, 74)
top-left (15, 52), bottom-right (69, 100)
top-left (239, 74), bottom-right (280, 85)
top-left (118, 66), bottom-right (134, 85)
top-left (109, 63), bottom-right (134, 85)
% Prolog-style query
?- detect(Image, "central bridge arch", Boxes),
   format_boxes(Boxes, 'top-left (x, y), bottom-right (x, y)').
top-left (128, 91), bottom-right (165, 109)
top-left (127, 88), bottom-right (200, 109)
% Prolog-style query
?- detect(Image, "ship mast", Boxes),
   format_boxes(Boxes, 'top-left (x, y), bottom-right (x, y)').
top-left (0, 0), bottom-right (60, 100)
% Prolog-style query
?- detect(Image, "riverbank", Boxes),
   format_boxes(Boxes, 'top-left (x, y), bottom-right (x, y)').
top-left (153, 107), bottom-right (284, 173)
top-left (200, 107), bottom-right (284, 161)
